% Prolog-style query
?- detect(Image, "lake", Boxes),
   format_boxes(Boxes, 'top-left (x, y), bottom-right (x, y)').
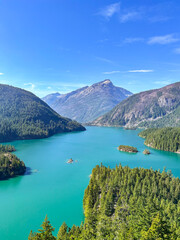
top-left (0, 126), bottom-right (180, 240)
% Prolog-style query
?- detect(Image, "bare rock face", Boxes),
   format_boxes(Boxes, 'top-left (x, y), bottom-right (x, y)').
top-left (91, 82), bottom-right (180, 128)
top-left (42, 80), bottom-right (132, 123)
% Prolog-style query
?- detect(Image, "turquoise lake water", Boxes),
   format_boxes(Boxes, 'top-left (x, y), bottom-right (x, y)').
top-left (0, 126), bottom-right (180, 240)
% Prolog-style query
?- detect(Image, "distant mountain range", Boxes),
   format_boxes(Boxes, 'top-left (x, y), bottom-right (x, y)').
top-left (42, 79), bottom-right (132, 123)
top-left (91, 82), bottom-right (180, 128)
top-left (0, 84), bottom-right (85, 142)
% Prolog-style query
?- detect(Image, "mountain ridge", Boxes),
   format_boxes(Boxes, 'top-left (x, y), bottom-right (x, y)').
top-left (91, 81), bottom-right (180, 128)
top-left (42, 79), bottom-right (133, 123)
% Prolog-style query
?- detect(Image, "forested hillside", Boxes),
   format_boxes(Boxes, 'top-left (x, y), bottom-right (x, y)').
top-left (29, 164), bottom-right (180, 239)
top-left (0, 84), bottom-right (85, 142)
top-left (92, 82), bottom-right (180, 128)
top-left (139, 127), bottom-right (180, 152)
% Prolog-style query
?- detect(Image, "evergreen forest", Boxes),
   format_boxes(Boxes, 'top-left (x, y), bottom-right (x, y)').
top-left (139, 127), bottom-right (180, 152)
top-left (29, 164), bottom-right (180, 239)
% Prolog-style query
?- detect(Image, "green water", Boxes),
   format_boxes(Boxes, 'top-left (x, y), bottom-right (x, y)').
top-left (0, 126), bottom-right (180, 240)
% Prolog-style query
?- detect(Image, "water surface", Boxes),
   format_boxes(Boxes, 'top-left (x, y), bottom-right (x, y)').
top-left (0, 126), bottom-right (180, 240)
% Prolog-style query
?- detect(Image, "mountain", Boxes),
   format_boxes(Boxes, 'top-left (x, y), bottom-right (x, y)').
top-left (91, 82), bottom-right (180, 128)
top-left (42, 92), bottom-right (61, 106)
top-left (42, 79), bottom-right (132, 123)
top-left (0, 84), bottom-right (85, 142)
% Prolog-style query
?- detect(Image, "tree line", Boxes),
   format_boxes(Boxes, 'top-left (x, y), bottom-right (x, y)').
top-left (28, 164), bottom-right (180, 239)
top-left (139, 127), bottom-right (180, 152)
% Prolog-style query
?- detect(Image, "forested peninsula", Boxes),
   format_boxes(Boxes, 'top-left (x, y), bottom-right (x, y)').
top-left (139, 127), bottom-right (180, 153)
top-left (29, 164), bottom-right (180, 239)
top-left (0, 145), bottom-right (26, 180)
top-left (0, 84), bottom-right (85, 142)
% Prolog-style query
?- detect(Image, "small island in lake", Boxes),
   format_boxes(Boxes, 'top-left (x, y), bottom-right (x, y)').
top-left (118, 145), bottom-right (138, 153)
top-left (67, 158), bottom-right (73, 164)
top-left (143, 149), bottom-right (150, 155)
top-left (0, 145), bottom-right (26, 180)
top-left (124, 127), bottom-right (137, 130)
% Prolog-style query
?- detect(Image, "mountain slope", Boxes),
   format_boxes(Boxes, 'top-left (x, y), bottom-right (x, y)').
top-left (0, 84), bottom-right (85, 142)
top-left (91, 82), bottom-right (180, 128)
top-left (43, 80), bottom-right (132, 123)
top-left (42, 92), bottom-right (61, 106)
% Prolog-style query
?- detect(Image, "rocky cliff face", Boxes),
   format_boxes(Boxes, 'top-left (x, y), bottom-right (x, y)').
top-left (42, 80), bottom-right (132, 123)
top-left (91, 82), bottom-right (180, 128)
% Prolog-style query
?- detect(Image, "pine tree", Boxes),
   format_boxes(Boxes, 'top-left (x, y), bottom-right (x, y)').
top-left (141, 213), bottom-right (172, 240)
top-left (57, 222), bottom-right (68, 240)
top-left (36, 215), bottom-right (56, 240)
top-left (28, 230), bottom-right (36, 240)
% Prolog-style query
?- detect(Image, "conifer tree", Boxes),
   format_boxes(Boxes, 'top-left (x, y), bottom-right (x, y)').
top-left (57, 222), bottom-right (68, 240)
top-left (141, 213), bottom-right (172, 240)
top-left (36, 215), bottom-right (56, 240)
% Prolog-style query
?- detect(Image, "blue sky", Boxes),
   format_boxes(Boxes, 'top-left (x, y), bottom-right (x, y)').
top-left (0, 0), bottom-right (180, 97)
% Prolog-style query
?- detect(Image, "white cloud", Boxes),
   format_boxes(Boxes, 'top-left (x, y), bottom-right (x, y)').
top-left (96, 57), bottom-right (114, 64)
top-left (120, 11), bottom-right (141, 23)
top-left (24, 82), bottom-right (35, 90)
top-left (148, 34), bottom-right (179, 45)
top-left (97, 2), bottom-right (120, 19)
top-left (103, 71), bottom-right (120, 74)
top-left (0, 73), bottom-right (4, 75)
top-left (174, 48), bottom-right (180, 54)
top-left (128, 70), bottom-right (154, 73)
top-left (124, 37), bottom-right (144, 44)
top-left (154, 80), bottom-right (172, 85)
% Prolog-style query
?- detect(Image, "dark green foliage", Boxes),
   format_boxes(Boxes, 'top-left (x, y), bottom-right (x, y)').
top-left (0, 144), bottom-right (16, 153)
top-left (0, 153), bottom-right (26, 179)
top-left (82, 165), bottom-right (180, 239)
top-left (141, 213), bottom-right (172, 240)
top-left (139, 105), bottom-right (180, 128)
top-left (29, 216), bottom-right (56, 240)
top-left (139, 127), bottom-right (180, 152)
top-left (0, 84), bottom-right (85, 142)
top-left (57, 222), bottom-right (68, 240)
top-left (29, 165), bottom-right (180, 239)
top-left (118, 145), bottom-right (138, 152)
top-left (138, 128), bottom-right (157, 138)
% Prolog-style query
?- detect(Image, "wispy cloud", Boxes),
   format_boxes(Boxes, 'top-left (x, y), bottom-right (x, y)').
top-left (120, 11), bottom-right (141, 23)
top-left (148, 34), bottom-right (179, 45)
top-left (0, 73), bottom-right (4, 75)
top-left (24, 83), bottom-right (35, 90)
top-left (154, 80), bottom-right (172, 85)
top-left (174, 48), bottom-right (180, 54)
top-left (96, 57), bottom-right (114, 64)
top-left (128, 69), bottom-right (154, 73)
top-left (124, 37), bottom-right (144, 44)
top-left (103, 71), bottom-right (120, 74)
top-left (97, 2), bottom-right (120, 19)
top-left (149, 16), bottom-right (170, 23)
